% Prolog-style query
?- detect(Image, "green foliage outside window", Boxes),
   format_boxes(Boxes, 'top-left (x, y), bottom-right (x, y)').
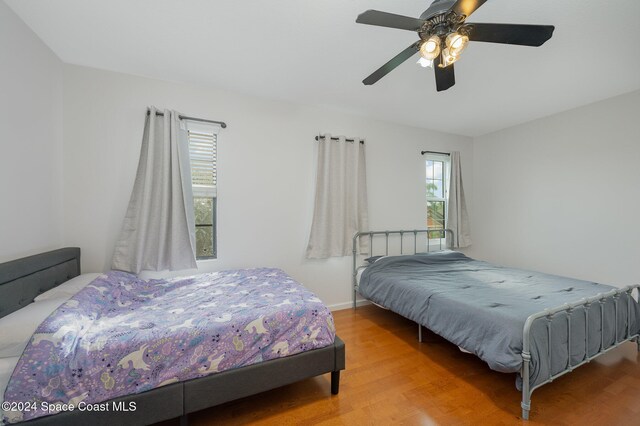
top-left (194, 197), bottom-right (216, 258)
top-left (426, 159), bottom-right (446, 240)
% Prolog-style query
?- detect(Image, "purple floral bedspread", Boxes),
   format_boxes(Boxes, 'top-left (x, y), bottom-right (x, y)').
top-left (2, 269), bottom-right (335, 424)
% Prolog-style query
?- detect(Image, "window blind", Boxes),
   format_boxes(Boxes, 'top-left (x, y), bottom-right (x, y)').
top-left (188, 130), bottom-right (217, 195)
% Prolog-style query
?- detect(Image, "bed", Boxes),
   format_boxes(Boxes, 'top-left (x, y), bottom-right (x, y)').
top-left (0, 248), bottom-right (345, 425)
top-left (352, 229), bottom-right (640, 420)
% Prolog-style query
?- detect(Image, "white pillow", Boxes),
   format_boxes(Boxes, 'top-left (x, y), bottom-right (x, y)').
top-left (34, 273), bottom-right (101, 302)
top-left (0, 298), bottom-right (68, 358)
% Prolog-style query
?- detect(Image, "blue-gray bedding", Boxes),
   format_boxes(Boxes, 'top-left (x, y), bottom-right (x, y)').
top-left (358, 251), bottom-right (640, 388)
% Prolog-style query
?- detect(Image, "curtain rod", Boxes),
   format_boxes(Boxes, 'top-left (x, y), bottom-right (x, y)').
top-left (148, 110), bottom-right (227, 128)
top-left (421, 150), bottom-right (450, 156)
top-left (315, 135), bottom-right (365, 144)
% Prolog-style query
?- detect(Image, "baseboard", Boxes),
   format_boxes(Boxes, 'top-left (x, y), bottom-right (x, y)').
top-left (327, 299), bottom-right (371, 312)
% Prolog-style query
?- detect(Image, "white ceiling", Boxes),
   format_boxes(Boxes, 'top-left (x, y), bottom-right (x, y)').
top-left (6, 0), bottom-right (640, 136)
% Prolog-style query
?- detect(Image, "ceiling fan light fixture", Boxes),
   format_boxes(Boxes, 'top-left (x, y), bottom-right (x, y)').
top-left (440, 47), bottom-right (460, 67)
top-left (417, 57), bottom-right (433, 68)
top-left (445, 32), bottom-right (469, 56)
top-left (419, 35), bottom-right (441, 60)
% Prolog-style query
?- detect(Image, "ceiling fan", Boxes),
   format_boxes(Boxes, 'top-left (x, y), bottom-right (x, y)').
top-left (356, 0), bottom-right (555, 91)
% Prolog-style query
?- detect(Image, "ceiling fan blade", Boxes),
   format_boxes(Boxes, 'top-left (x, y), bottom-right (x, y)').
top-left (468, 23), bottom-right (555, 46)
top-left (434, 56), bottom-right (455, 92)
top-left (363, 43), bottom-right (420, 86)
top-left (356, 10), bottom-right (424, 31)
top-left (450, 0), bottom-right (488, 18)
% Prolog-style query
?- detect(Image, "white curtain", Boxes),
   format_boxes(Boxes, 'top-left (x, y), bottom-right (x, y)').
top-left (446, 151), bottom-right (472, 248)
top-left (112, 107), bottom-right (197, 273)
top-left (306, 134), bottom-right (369, 258)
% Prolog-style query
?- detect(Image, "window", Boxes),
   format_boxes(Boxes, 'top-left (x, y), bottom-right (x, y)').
top-left (186, 121), bottom-right (219, 259)
top-left (425, 155), bottom-right (450, 241)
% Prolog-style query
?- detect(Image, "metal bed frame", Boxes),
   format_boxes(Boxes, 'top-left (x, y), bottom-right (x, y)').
top-left (352, 229), bottom-right (640, 420)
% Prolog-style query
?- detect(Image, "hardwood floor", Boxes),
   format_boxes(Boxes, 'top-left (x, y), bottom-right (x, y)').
top-left (162, 305), bottom-right (640, 425)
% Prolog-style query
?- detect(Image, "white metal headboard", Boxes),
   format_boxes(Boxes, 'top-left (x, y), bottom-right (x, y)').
top-left (351, 228), bottom-right (454, 309)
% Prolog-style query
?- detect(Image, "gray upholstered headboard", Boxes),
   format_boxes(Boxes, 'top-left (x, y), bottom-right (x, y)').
top-left (0, 247), bottom-right (80, 319)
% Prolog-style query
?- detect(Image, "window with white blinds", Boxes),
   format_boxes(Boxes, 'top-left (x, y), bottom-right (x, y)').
top-left (188, 130), bottom-right (217, 196)
top-left (185, 121), bottom-right (219, 259)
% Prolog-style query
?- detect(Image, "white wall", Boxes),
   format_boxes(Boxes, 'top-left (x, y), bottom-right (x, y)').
top-left (6, 2), bottom-right (637, 305)
top-left (5, 0), bottom-right (637, 305)
top-left (0, 1), bottom-right (63, 262)
top-left (61, 64), bottom-right (473, 309)
top-left (469, 90), bottom-right (640, 288)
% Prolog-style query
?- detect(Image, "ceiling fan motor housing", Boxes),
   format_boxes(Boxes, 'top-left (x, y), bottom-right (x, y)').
top-left (419, 0), bottom-right (469, 40)
top-left (420, 0), bottom-right (458, 20)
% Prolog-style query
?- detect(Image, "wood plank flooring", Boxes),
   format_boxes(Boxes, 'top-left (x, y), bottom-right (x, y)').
top-left (160, 305), bottom-right (640, 425)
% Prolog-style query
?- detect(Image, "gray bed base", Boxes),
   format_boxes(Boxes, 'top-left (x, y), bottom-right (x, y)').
top-left (0, 248), bottom-right (345, 425)
top-left (351, 229), bottom-right (640, 420)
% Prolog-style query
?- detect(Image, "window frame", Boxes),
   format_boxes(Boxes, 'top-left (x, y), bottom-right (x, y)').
top-left (184, 120), bottom-right (220, 261)
top-left (424, 154), bottom-right (450, 248)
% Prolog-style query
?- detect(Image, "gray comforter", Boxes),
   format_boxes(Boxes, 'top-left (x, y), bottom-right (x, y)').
top-left (358, 251), bottom-right (640, 388)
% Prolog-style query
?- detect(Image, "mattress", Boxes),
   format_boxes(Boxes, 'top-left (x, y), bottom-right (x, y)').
top-left (358, 251), bottom-right (640, 388)
top-left (3, 268), bottom-right (335, 424)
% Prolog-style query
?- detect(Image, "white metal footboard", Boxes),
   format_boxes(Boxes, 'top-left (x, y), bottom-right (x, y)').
top-left (520, 285), bottom-right (640, 420)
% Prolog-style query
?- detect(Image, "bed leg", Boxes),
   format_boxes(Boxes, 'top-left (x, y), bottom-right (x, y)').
top-left (521, 352), bottom-right (532, 420)
top-left (179, 414), bottom-right (189, 426)
top-left (522, 405), bottom-right (530, 421)
top-left (331, 371), bottom-right (340, 395)
top-left (636, 336), bottom-right (640, 352)
top-left (418, 324), bottom-right (423, 343)
top-left (521, 388), bottom-right (531, 421)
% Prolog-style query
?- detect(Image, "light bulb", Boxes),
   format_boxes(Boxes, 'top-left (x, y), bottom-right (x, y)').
top-left (445, 32), bottom-right (469, 56)
top-left (420, 36), bottom-right (441, 60)
top-left (440, 48), bottom-right (459, 67)
top-left (417, 57), bottom-right (433, 68)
